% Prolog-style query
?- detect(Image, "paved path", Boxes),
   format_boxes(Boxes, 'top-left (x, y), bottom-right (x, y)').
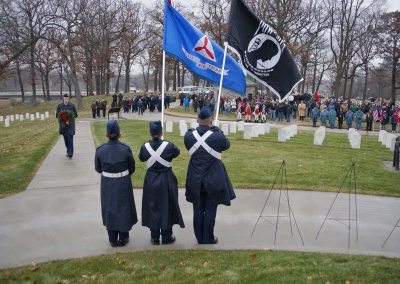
top-left (1, 112), bottom-right (400, 269)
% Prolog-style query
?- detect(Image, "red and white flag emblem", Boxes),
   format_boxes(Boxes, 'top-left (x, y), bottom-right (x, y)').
top-left (193, 35), bottom-right (216, 62)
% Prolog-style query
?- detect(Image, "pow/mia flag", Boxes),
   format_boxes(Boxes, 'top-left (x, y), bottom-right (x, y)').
top-left (226, 0), bottom-right (303, 102)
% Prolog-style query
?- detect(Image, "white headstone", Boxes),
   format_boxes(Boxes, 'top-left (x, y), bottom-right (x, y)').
top-left (179, 119), bottom-right (186, 125)
top-left (381, 132), bottom-right (388, 146)
top-left (238, 121), bottom-right (244, 131)
top-left (350, 132), bottom-right (361, 149)
top-left (229, 122), bottom-right (237, 133)
top-left (243, 125), bottom-right (252, 139)
top-left (251, 125), bottom-right (259, 137)
top-left (179, 123), bottom-right (187, 136)
top-left (221, 123), bottom-right (229, 135)
top-left (25, 113), bottom-right (30, 119)
top-left (378, 130), bottom-right (386, 142)
top-left (278, 127), bottom-right (288, 142)
top-left (0, 116), bottom-right (3, 122)
top-left (292, 124), bottom-right (298, 136)
top-left (286, 127), bottom-right (293, 140)
top-left (348, 128), bottom-right (356, 140)
top-left (166, 121), bottom-right (173, 133)
top-left (264, 123), bottom-right (271, 134)
top-left (10, 115), bottom-right (14, 122)
top-left (390, 135), bottom-right (398, 151)
top-left (45, 111), bottom-right (49, 119)
top-left (257, 124), bottom-right (265, 135)
top-left (20, 115), bottom-right (24, 122)
top-left (314, 130), bottom-right (325, 145)
top-left (30, 114), bottom-right (35, 121)
top-left (386, 134), bottom-right (396, 149)
top-left (4, 119), bottom-right (10, 128)
top-left (40, 114), bottom-right (45, 121)
top-left (36, 112), bottom-right (40, 119)
top-left (16, 114), bottom-right (20, 120)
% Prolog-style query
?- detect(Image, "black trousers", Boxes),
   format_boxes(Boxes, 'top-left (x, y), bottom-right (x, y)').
top-left (62, 133), bottom-right (74, 157)
top-left (193, 188), bottom-right (217, 244)
top-left (150, 228), bottom-right (172, 241)
top-left (107, 230), bottom-right (129, 244)
top-left (366, 122), bottom-right (372, 131)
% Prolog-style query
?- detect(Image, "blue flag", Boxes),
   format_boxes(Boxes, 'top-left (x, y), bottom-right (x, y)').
top-left (163, 2), bottom-right (246, 95)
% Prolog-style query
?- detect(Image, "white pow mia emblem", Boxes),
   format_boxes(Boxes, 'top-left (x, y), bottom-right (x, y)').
top-left (246, 34), bottom-right (282, 70)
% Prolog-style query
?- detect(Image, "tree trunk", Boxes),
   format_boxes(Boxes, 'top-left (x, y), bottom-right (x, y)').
top-left (391, 46), bottom-right (397, 103)
top-left (154, 65), bottom-right (159, 92)
top-left (59, 63), bottom-right (63, 99)
top-left (348, 69), bottom-right (356, 99)
top-left (173, 61), bottom-right (177, 91)
top-left (40, 71), bottom-right (46, 101)
top-left (30, 44), bottom-right (37, 105)
top-left (69, 59), bottom-right (82, 107)
top-left (177, 62), bottom-right (181, 88)
top-left (181, 66), bottom-right (185, 86)
top-left (114, 58), bottom-right (123, 94)
top-left (166, 67), bottom-right (170, 91)
top-left (16, 58), bottom-right (25, 102)
top-left (105, 59), bottom-right (110, 95)
top-left (158, 68), bottom-right (162, 92)
top-left (362, 64), bottom-right (368, 101)
top-left (45, 71), bottom-right (50, 101)
top-left (124, 50), bottom-right (131, 93)
top-left (311, 60), bottom-right (317, 94)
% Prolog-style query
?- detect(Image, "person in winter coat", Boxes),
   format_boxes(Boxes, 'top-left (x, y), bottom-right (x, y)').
top-left (95, 120), bottom-right (137, 247)
top-left (184, 107), bottom-right (235, 244)
top-left (139, 121), bottom-right (185, 245)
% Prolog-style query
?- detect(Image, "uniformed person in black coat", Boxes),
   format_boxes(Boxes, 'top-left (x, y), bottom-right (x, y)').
top-left (139, 121), bottom-right (185, 245)
top-left (184, 107), bottom-right (235, 244)
top-left (56, 94), bottom-right (78, 159)
top-left (95, 120), bottom-right (138, 247)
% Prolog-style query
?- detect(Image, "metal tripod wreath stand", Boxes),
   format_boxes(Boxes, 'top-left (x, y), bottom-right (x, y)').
top-left (251, 160), bottom-right (304, 246)
top-left (315, 162), bottom-right (358, 249)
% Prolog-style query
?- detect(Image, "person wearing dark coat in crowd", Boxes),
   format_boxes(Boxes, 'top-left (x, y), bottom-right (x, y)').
top-left (139, 121), bottom-right (185, 245)
top-left (91, 100), bottom-right (97, 118)
top-left (101, 98), bottom-right (107, 118)
top-left (118, 93), bottom-right (123, 107)
top-left (184, 107), bottom-right (235, 244)
top-left (94, 120), bottom-right (138, 247)
top-left (96, 98), bottom-right (101, 117)
top-left (56, 94), bottom-right (78, 159)
top-left (112, 93), bottom-right (118, 107)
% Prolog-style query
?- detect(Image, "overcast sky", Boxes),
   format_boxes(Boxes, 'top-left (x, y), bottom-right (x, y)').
top-left (143, 0), bottom-right (400, 11)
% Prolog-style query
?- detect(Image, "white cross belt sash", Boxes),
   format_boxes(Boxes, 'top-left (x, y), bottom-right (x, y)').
top-left (144, 141), bottom-right (172, 168)
top-left (102, 169), bottom-right (129, 178)
top-left (188, 130), bottom-right (221, 160)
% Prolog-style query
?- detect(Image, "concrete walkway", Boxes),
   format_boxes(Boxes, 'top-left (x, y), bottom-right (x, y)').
top-left (1, 114), bottom-right (400, 269)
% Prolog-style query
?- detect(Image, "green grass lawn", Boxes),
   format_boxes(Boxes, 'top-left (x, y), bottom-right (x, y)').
top-left (93, 120), bottom-right (399, 197)
top-left (1, 250), bottom-right (399, 283)
top-left (0, 120), bottom-right (58, 197)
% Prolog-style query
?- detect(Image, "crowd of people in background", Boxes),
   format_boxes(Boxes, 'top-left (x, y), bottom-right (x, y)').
top-left (90, 90), bottom-right (399, 133)
top-left (180, 91), bottom-right (400, 133)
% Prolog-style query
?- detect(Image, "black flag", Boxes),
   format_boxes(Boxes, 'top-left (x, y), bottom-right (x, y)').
top-left (226, 0), bottom-right (303, 102)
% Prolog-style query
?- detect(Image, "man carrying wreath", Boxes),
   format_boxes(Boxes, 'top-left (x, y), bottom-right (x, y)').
top-left (56, 94), bottom-right (78, 159)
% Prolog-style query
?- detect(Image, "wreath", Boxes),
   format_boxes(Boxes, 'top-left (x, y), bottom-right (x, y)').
top-left (58, 110), bottom-right (75, 128)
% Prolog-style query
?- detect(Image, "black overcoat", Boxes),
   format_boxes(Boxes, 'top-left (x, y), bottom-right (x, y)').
top-left (95, 140), bottom-right (138, 232)
top-left (184, 125), bottom-right (235, 206)
top-left (56, 103), bottom-right (78, 135)
top-left (139, 139), bottom-right (185, 230)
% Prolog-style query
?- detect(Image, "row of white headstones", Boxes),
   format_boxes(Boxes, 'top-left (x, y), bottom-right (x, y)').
top-left (379, 130), bottom-right (398, 151)
top-left (165, 119), bottom-right (299, 141)
top-left (314, 126), bottom-right (362, 149)
top-left (1, 112), bottom-right (50, 127)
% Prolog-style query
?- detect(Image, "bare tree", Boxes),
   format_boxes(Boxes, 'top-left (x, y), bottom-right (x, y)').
top-left (378, 11), bottom-right (400, 103)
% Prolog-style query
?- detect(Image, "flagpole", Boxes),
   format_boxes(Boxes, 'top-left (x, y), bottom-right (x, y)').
top-left (214, 42), bottom-right (228, 126)
top-left (161, 50), bottom-right (166, 134)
